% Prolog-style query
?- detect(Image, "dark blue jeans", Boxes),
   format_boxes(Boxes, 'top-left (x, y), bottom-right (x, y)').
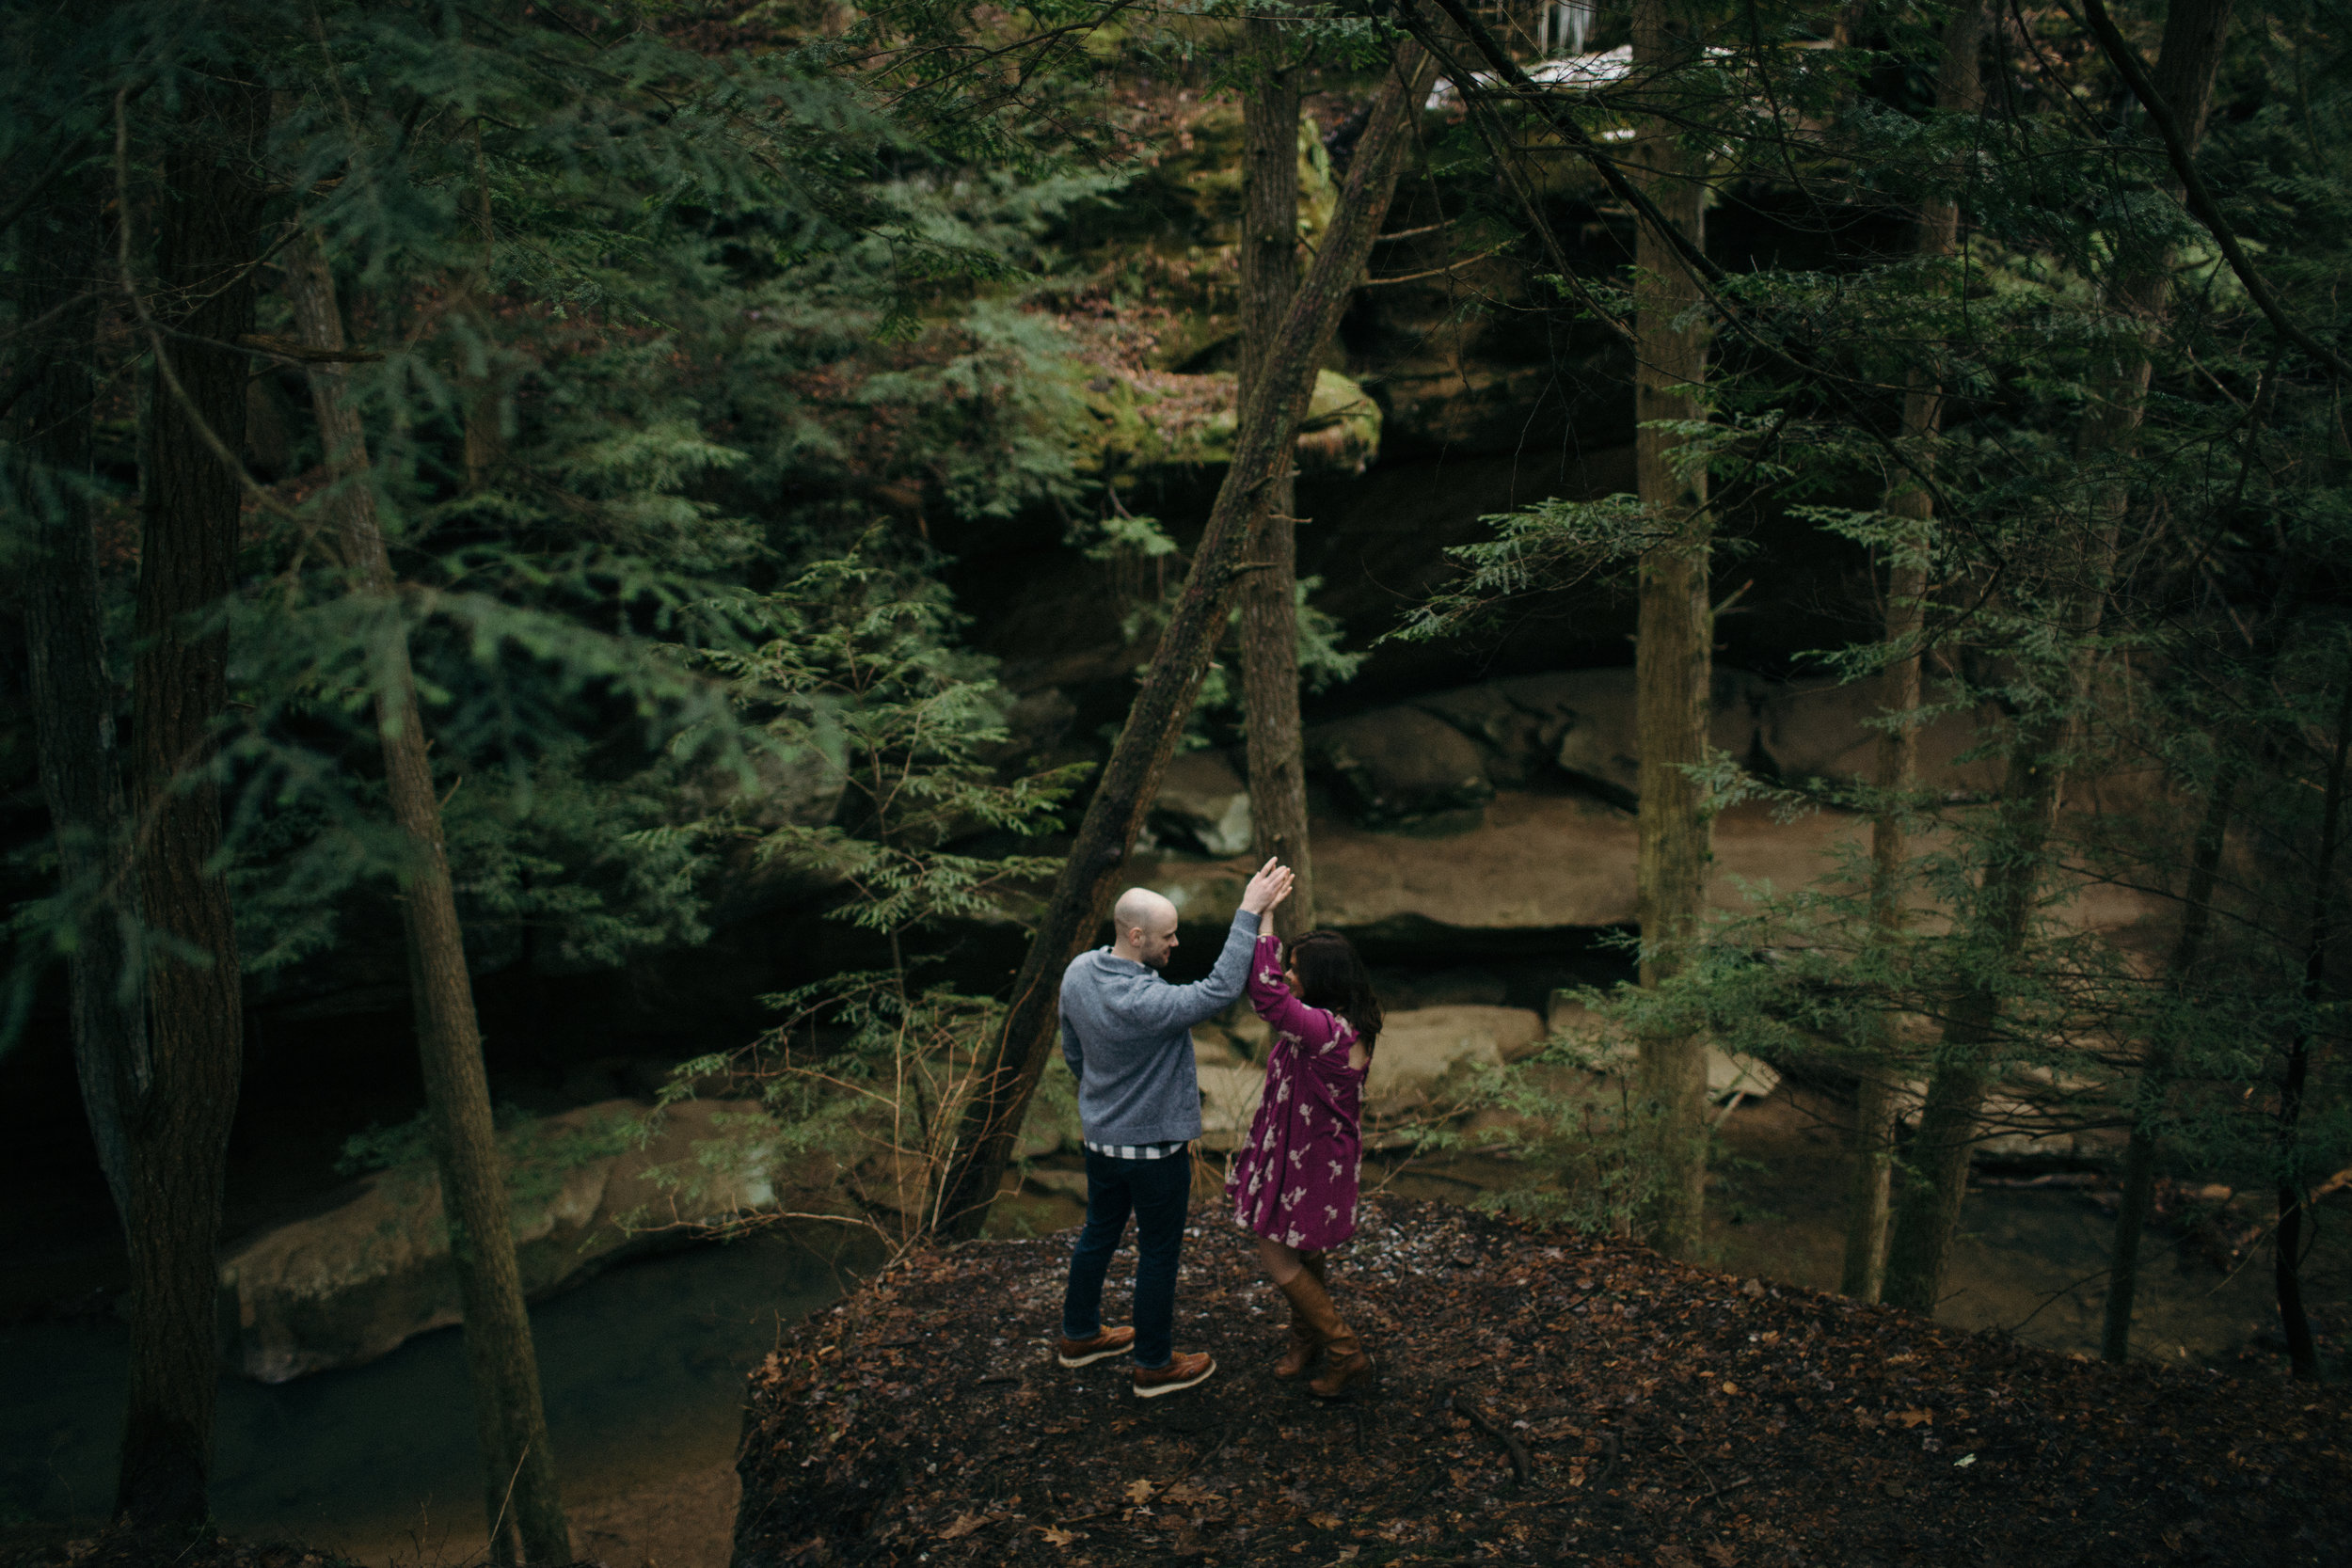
top-left (1059, 1146), bottom-right (1192, 1370)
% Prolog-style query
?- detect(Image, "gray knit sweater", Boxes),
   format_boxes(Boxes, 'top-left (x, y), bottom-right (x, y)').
top-left (1057, 909), bottom-right (1262, 1147)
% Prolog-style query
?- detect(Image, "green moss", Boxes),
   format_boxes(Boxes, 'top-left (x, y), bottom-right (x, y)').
top-left (1075, 367), bottom-right (1381, 479)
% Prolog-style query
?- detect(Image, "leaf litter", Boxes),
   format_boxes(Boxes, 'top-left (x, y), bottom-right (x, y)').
top-left (732, 1196), bottom-right (2347, 1566)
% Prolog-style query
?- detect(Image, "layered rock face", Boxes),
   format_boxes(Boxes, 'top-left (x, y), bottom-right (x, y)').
top-left (1194, 1003), bottom-right (1550, 1147)
top-left (1137, 665), bottom-right (2165, 947)
top-left (217, 1098), bottom-right (797, 1382)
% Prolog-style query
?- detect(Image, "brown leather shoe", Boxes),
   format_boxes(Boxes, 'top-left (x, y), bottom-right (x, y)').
top-left (1133, 1350), bottom-right (1216, 1399)
top-left (1057, 1324), bottom-right (1136, 1368)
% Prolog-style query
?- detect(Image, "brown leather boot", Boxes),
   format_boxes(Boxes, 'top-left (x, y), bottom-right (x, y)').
top-left (1309, 1323), bottom-right (1373, 1400)
top-left (1273, 1252), bottom-right (1327, 1379)
top-left (1276, 1268), bottom-right (1374, 1399)
top-left (1273, 1312), bottom-right (1320, 1379)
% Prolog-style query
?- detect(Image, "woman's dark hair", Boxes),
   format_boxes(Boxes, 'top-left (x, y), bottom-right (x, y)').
top-left (1284, 930), bottom-right (1382, 1052)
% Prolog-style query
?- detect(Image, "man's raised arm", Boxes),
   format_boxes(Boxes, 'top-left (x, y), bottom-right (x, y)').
top-left (1143, 860), bottom-right (1295, 1032)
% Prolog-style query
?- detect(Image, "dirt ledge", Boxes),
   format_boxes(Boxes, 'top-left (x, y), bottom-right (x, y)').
top-left (731, 1196), bottom-right (2348, 1568)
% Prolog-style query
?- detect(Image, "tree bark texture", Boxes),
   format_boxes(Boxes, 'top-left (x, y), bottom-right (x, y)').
top-left (1879, 0), bottom-right (2233, 1317)
top-left (11, 173), bottom-right (145, 1226)
top-left (284, 234), bottom-right (571, 1560)
top-left (931, 43), bottom-right (1438, 1242)
top-left (1842, 2), bottom-right (1984, 1305)
top-left (1629, 0), bottom-right (1712, 1262)
top-left (119, 82), bottom-right (266, 1528)
top-left (1237, 14), bottom-right (1316, 939)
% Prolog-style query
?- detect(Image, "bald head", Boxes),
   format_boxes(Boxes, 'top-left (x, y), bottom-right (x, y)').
top-left (1110, 887), bottom-right (1181, 969)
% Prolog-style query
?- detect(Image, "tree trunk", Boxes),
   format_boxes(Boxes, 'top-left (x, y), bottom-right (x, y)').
top-left (2274, 672), bottom-right (2350, 1383)
top-left (284, 234), bottom-right (571, 1561)
top-left (12, 173), bottom-right (145, 1226)
top-left (931, 43), bottom-right (1438, 1242)
top-left (1629, 0), bottom-right (1711, 1261)
top-left (1879, 0), bottom-right (2233, 1316)
top-left (2100, 764), bottom-right (2233, 1360)
top-left (118, 82), bottom-right (267, 1528)
top-left (1840, 1074), bottom-right (1899, 1300)
top-left (1237, 13), bottom-right (1316, 940)
top-left (1842, 1), bottom-right (1984, 1304)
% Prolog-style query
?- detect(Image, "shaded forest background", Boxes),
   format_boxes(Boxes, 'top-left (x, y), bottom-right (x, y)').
top-left (2, 0), bottom-right (2349, 1560)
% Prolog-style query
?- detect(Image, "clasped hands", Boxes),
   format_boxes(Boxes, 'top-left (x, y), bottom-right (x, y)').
top-left (1239, 857), bottom-right (1295, 916)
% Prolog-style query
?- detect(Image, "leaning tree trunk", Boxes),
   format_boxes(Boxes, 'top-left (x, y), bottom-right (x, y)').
top-left (284, 234), bottom-right (571, 1561)
top-left (1842, 1), bottom-right (1984, 1304)
top-left (13, 171), bottom-right (145, 1226)
top-left (1237, 11), bottom-right (1318, 939)
top-left (1882, 0), bottom-right (2234, 1315)
top-left (931, 43), bottom-right (1438, 1242)
top-left (1629, 0), bottom-right (1713, 1262)
top-left (118, 82), bottom-right (266, 1528)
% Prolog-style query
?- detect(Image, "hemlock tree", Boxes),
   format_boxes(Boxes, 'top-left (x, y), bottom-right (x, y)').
top-left (933, 35), bottom-right (1443, 1241)
top-left (1238, 7), bottom-right (1319, 939)
top-left (123, 62), bottom-right (270, 1530)
top-left (1627, 0), bottom-right (1714, 1262)
top-left (8, 0), bottom-right (1121, 1540)
top-left (1880, 0), bottom-right (2235, 1315)
top-left (281, 233), bottom-right (569, 1563)
top-left (1840, 0), bottom-right (1986, 1307)
top-left (652, 551), bottom-right (1080, 1249)
top-left (9, 80), bottom-right (143, 1226)
top-left (1380, 0), bottom-right (2348, 1319)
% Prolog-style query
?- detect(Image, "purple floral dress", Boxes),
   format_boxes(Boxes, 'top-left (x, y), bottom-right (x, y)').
top-left (1225, 931), bottom-right (1367, 1251)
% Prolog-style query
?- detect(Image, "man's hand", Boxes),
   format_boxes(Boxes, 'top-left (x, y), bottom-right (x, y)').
top-left (1239, 857), bottom-right (1295, 916)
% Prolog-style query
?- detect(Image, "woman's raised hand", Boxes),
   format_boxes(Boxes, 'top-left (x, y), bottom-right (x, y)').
top-left (1240, 857), bottom-right (1295, 915)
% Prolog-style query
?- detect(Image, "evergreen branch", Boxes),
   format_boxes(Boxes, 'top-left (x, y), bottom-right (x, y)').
top-left (1391, 0), bottom-right (1972, 536)
top-left (2074, 0), bottom-right (2352, 384)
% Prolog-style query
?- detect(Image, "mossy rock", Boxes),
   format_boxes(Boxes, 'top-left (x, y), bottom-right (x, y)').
top-left (1075, 366), bottom-right (1381, 479)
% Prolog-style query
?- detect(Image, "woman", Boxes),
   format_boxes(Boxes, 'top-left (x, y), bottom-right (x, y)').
top-left (1225, 912), bottom-right (1384, 1398)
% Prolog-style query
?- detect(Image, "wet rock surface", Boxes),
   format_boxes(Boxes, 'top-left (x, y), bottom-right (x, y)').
top-left (729, 1197), bottom-right (2348, 1567)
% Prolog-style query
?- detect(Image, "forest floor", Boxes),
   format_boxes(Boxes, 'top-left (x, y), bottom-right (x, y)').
top-left (732, 1196), bottom-right (2350, 1568)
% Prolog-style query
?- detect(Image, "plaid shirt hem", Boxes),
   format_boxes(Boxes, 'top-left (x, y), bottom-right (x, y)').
top-left (1083, 1138), bottom-right (1188, 1161)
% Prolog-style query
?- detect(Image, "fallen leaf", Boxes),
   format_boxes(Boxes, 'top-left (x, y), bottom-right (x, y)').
top-left (1039, 1527), bottom-right (1079, 1547)
top-left (1890, 1409), bottom-right (1933, 1429)
top-left (1310, 1512), bottom-right (1343, 1529)
top-left (1124, 1479), bottom-right (1155, 1505)
top-left (937, 1513), bottom-right (988, 1540)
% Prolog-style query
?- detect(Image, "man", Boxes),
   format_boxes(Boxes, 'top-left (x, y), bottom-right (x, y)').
top-left (1056, 858), bottom-right (1295, 1398)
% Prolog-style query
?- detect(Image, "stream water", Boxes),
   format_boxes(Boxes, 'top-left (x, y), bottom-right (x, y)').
top-left (2, 1096), bottom-right (2338, 1568)
top-left (0, 1227), bottom-right (877, 1564)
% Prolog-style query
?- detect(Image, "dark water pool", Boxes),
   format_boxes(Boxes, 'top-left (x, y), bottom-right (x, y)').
top-left (1, 1227), bottom-right (875, 1560)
